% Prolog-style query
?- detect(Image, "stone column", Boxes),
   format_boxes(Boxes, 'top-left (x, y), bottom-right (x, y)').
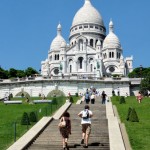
top-left (83, 60), bottom-right (87, 72)
top-left (75, 61), bottom-right (78, 72)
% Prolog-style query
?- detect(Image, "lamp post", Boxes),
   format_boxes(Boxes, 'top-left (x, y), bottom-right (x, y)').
top-left (94, 67), bottom-right (96, 79)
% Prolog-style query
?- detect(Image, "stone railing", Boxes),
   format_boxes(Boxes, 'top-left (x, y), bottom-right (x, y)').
top-left (0, 76), bottom-right (135, 84)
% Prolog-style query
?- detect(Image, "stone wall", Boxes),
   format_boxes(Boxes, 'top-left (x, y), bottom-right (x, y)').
top-left (0, 78), bottom-right (140, 98)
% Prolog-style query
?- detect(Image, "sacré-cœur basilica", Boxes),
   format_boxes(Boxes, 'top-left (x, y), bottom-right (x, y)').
top-left (41, 0), bottom-right (133, 78)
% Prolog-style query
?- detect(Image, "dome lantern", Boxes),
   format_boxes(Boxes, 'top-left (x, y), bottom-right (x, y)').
top-left (57, 23), bottom-right (62, 36)
top-left (109, 19), bottom-right (114, 33)
top-left (50, 23), bottom-right (66, 51)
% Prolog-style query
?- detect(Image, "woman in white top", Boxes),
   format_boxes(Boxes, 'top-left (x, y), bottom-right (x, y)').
top-left (90, 93), bottom-right (95, 104)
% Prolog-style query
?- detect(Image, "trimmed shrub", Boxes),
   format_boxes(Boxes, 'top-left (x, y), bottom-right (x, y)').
top-left (69, 96), bottom-right (74, 103)
top-left (75, 93), bottom-right (78, 97)
top-left (52, 97), bottom-right (58, 105)
top-left (129, 108), bottom-right (139, 122)
top-left (126, 107), bottom-right (132, 121)
top-left (29, 112), bottom-right (37, 122)
top-left (21, 112), bottom-right (30, 125)
top-left (119, 96), bottom-right (126, 104)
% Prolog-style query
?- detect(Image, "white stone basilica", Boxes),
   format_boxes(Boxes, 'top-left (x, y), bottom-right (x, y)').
top-left (41, 0), bottom-right (133, 78)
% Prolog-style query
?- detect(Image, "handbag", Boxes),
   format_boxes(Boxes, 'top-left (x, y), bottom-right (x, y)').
top-left (58, 117), bottom-right (66, 128)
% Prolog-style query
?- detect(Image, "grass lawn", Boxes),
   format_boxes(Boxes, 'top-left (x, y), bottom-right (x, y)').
top-left (0, 95), bottom-right (80, 150)
top-left (111, 96), bottom-right (150, 150)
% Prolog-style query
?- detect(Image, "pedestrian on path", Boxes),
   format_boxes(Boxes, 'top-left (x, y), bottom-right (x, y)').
top-left (78, 105), bottom-right (93, 148)
top-left (59, 112), bottom-right (71, 150)
top-left (85, 91), bottom-right (90, 104)
top-left (136, 91), bottom-right (143, 103)
top-left (90, 93), bottom-right (95, 104)
top-left (101, 91), bottom-right (107, 104)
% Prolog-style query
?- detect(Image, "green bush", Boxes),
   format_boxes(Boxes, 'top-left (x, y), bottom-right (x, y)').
top-left (126, 107), bottom-right (132, 121)
top-left (119, 96), bottom-right (126, 104)
top-left (21, 112), bottom-right (30, 125)
top-left (29, 112), bottom-right (37, 122)
top-left (69, 96), bottom-right (74, 103)
top-left (129, 108), bottom-right (139, 122)
top-left (52, 97), bottom-right (58, 105)
top-left (75, 93), bottom-right (78, 97)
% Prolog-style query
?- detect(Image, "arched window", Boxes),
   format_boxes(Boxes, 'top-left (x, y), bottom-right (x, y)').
top-left (119, 53), bottom-right (121, 59)
top-left (78, 57), bottom-right (83, 69)
top-left (95, 39), bottom-right (98, 47)
top-left (109, 52), bottom-right (111, 58)
top-left (55, 55), bottom-right (57, 60)
top-left (70, 65), bottom-right (72, 73)
top-left (117, 52), bottom-right (118, 58)
top-left (91, 64), bottom-right (93, 72)
top-left (112, 52), bottom-right (114, 58)
top-left (79, 39), bottom-right (83, 51)
top-left (90, 39), bottom-right (93, 47)
top-left (57, 54), bottom-right (59, 60)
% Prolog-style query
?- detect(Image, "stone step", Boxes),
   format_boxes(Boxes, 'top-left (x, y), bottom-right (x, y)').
top-left (27, 143), bottom-right (110, 150)
top-left (27, 102), bottom-right (110, 150)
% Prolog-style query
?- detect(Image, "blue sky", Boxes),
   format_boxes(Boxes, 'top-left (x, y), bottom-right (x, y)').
top-left (0, 0), bottom-right (149, 71)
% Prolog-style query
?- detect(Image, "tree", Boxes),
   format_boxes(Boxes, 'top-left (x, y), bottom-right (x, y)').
top-left (128, 67), bottom-right (150, 78)
top-left (0, 67), bottom-right (8, 79)
top-left (25, 67), bottom-right (38, 77)
top-left (140, 72), bottom-right (150, 95)
top-left (128, 108), bottom-right (139, 122)
top-left (126, 107), bottom-right (132, 121)
top-left (8, 68), bottom-right (17, 78)
top-left (119, 96), bottom-right (126, 104)
top-left (21, 112), bottom-right (30, 125)
top-left (16, 70), bottom-right (26, 78)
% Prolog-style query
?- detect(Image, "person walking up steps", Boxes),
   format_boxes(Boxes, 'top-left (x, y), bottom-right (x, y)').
top-left (90, 93), bottom-right (95, 104)
top-left (101, 91), bottom-right (107, 104)
top-left (59, 112), bottom-right (71, 150)
top-left (78, 105), bottom-right (93, 148)
top-left (85, 91), bottom-right (90, 104)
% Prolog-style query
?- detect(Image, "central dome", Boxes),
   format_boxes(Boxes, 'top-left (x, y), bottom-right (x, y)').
top-left (72, 0), bottom-right (104, 27)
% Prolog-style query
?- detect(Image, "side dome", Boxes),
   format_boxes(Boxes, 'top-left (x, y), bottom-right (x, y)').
top-left (103, 20), bottom-right (121, 49)
top-left (50, 24), bottom-right (66, 51)
top-left (72, 0), bottom-right (104, 27)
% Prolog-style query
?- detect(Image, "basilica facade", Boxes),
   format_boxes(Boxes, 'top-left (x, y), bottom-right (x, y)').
top-left (41, 0), bottom-right (133, 78)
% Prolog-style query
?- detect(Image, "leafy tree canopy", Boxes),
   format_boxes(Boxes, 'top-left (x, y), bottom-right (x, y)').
top-left (0, 67), bottom-right (39, 79)
top-left (128, 67), bottom-right (150, 78)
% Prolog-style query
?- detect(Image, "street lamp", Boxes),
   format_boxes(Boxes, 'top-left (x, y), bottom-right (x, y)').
top-left (94, 67), bottom-right (96, 79)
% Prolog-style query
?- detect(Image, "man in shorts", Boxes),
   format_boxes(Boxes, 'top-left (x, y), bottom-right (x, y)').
top-left (78, 105), bottom-right (93, 148)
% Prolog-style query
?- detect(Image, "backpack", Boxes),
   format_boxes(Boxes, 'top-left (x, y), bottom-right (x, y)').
top-left (82, 109), bottom-right (89, 119)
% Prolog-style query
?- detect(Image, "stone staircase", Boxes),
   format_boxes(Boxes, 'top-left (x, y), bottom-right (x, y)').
top-left (26, 99), bottom-right (110, 150)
